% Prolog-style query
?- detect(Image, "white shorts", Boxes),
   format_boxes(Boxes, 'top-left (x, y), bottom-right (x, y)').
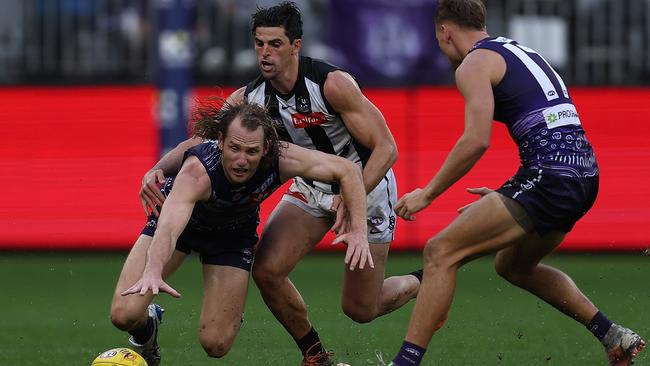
top-left (281, 169), bottom-right (397, 243)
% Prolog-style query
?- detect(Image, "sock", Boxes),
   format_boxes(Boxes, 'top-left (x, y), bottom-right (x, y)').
top-left (587, 311), bottom-right (613, 341)
top-left (296, 327), bottom-right (325, 357)
top-left (129, 315), bottom-right (154, 345)
top-left (408, 269), bottom-right (423, 283)
top-left (392, 340), bottom-right (426, 366)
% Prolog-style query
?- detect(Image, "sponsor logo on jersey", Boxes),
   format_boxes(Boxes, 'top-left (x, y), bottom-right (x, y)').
top-left (291, 112), bottom-right (328, 128)
top-left (543, 103), bottom-right (581, 129)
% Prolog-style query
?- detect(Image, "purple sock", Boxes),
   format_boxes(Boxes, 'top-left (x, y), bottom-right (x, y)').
top-left (392, 340), bottom-right (426, 366)
top-left (587, 311), bottom-right (613, 341)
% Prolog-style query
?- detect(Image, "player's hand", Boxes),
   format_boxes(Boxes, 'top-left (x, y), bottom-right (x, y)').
top-left (330, 195), bottom-right (350, 235)
top-left (140, 169), bottom-right (166, 217)
top-left (121, 272), bottom-right (181, 298)
top-left (395, 188), bottom-right (432, 221)
top-left (332, 230), bottom-right (374, 271)
top-left (457, 187), bottom-right (494, 213)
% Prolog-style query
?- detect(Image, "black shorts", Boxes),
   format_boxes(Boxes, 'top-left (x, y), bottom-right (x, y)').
top-left (496, 168), bottom-right (599, 235)
top-left (141, 215), bottom-right (258, 271)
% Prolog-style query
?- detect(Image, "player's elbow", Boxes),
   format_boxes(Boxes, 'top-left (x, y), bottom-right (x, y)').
top-left (374, 136), bottom-right (398, 166)
top-left (463, 135), bottom-right (490, 154)
top-left (477, 137), bottom-right (490, 151)
top-left (340, 160), bottom-right (363, 182)
top-left (476, 142), bottom-right (490, 155)
top-left (367, 136), bottom-right (397, 168)
top-left (385, 142), bottom-right (398, 167)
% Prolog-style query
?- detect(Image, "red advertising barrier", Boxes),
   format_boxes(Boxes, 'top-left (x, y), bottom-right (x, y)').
top-left (0, 86), bottom-right (648, 251)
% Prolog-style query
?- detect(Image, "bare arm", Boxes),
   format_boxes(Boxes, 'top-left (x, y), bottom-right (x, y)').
top-left (324, 71), bottom-right (397, 194)
top-left (139, 87), bottom-right (246, 216)
top-left (395, 50), bottom-right (497, 220)
top-left (279, 143), bottom-right (372, 270)
top-left (124, 157), bottom-right (211, 297)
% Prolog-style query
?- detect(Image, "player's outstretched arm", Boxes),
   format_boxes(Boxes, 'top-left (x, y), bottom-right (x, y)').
top-left (396, 51), bottom-right (496, 221)
top-left (324, 70), bottom-right (397, 194)
top-left (125, 156), bottom-right (211, 297)
top-left (278, 143), bottom-right (372, 271)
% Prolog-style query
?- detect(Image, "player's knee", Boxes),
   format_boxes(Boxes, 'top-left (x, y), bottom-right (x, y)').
top-left (251, 262), bottom-right (272, 286)
top-left (494, 257), bottom-right (528, 285)
top-left (422, 236), bottom-right (454, 268)
top-left (110, 303), bottom-right (141, 331)
top-left (495, 265), bottom-right (523, 286)
top-left (251, 260), bottom-right (284, 288)
top-left (200, 335), bottom-right (234, 358)
top-left (341, 301), bottom-right (376, 324)
top-left (494, 256), bottom-right (510, 279)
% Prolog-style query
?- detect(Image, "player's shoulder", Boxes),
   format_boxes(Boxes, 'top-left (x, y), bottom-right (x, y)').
top-left (178, 154), bottom-right (210, 187)
top-left (301, 55), bottom-right (340, 73)
top-left (185, 140), bottom-right (221, 172)
top-left (457, 48), bottom-right (503, 81)
top-left (243, 74), bottom-right (266, 97)
top-left (187, 139), bottom-right (218, 153)
top-left (324, 69), bottom-right (356, 88)
top-left (301, 55), bottom-right (353, 86)
top-left (465, 47), bottom-right (503, 65)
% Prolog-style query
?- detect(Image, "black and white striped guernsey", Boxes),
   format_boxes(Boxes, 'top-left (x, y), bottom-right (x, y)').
top-left (244, 56), bottom-right (371, 193)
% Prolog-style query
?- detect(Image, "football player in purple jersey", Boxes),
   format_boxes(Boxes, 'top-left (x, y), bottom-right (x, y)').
top-left (111, 101), bottom-right (369, 366)
top-left (386, 1), bottom-right (645, 365)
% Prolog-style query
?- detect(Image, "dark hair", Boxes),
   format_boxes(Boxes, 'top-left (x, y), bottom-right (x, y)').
top-left (192, 98), bottom-right (281, 168)
top-left (251, 1), bottom-right (303, 42)
top-left (435, 0), bottom-right (486, 30)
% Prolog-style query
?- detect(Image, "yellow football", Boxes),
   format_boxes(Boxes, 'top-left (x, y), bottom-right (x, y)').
top-left (90, 348), bottom-right (148, 366)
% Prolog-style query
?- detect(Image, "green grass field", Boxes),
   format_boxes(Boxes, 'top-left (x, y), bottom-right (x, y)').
top-left (0, 252), bottom-right (647, 365)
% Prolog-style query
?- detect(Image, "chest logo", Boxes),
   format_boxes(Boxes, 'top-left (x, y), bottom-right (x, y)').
top-left (291, 112), bottom-right (328, 128)
top-left (297, 96), bottom-right (310, 114)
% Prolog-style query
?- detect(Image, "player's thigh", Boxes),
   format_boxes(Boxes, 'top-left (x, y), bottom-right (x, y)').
top-left (199, 264), bottom-right (250, 343)
top-left (255, 201), bottom-right (331, 273)
top-left (341, 243), bottom-right (389, 305)
top-left (432, 192), bottom-right (528, 264)
top-left (112, 235), bottom-right (186, 310)
top-left (495, 231), bottom-right (567, 273)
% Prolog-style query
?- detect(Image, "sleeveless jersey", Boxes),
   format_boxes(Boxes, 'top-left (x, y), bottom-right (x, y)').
top-left (244, 56), bottom-right (374, 193)
top-left (170, 140), bottom-right (282, 231)
top-left (470, 37), bottom-right (599, 178)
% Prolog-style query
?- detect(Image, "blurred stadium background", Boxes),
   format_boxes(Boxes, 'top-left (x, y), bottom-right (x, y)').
top-left (0, 0), bottom-right (648, 365)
